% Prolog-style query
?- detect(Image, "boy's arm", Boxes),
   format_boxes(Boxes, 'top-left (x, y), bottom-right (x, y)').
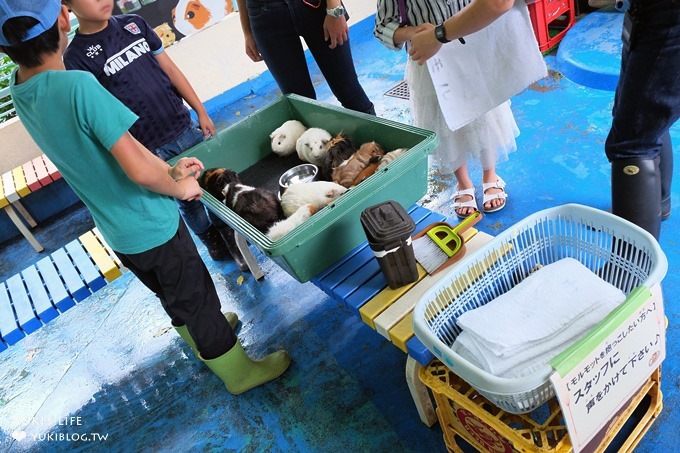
top-left (110, 132), bottom-right (204, 201)
top-left (154, 52), bottom-right (216, 138)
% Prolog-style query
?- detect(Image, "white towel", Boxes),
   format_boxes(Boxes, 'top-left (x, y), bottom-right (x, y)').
top-left (454, 294), bottom-right (620, 378)
top-left (452, 258), bottom-right (626, 378)
top-left (426, 0), bottom-right (548, 131)
top-left (456, 258), bottom-right (626, 357)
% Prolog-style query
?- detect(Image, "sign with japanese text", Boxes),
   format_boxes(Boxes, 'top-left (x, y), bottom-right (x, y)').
top-left (549, 285), bottom-right (665, 452)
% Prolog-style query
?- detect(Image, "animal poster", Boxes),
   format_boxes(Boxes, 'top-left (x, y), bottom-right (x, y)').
top-left (113, 0), bottom-right (236, 47)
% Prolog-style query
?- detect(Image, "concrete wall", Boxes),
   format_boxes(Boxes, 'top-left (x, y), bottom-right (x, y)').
top-left (0, 1), bottom-right (377, 174)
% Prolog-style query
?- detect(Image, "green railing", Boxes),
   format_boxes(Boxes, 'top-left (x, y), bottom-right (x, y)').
top-left (0, 55), bottom-right (15, 123)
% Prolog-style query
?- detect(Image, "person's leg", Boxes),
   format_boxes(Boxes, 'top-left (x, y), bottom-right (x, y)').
top-left (482, 167), bottom-right (507, 213)
top-left (154, 123), bottom-right (229, 260)
top-left (605, 0), bottom-right (680, 238)
top-left (116, 221), bottom-right (290, 394)
top-left (453, 164), bottom-right (477, 218)
top-left (291, 2), bottom-right (375, 114)
top-left (207, 211), bottom-right (249, 271)
top-left (246, 0), bottom-right (317, 99)
top-left (115, 220), bottom-right (236, 359)
top-left (660, 131), bottom-right (673, 220)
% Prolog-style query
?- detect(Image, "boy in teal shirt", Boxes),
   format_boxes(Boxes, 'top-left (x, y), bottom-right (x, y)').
top-left (0, 0), bottom-right (289, 395)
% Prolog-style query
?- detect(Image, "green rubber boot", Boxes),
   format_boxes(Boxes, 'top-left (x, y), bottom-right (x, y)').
top-left (173, 312), bottom-right (239, 356)
top-left (200, 342), bottom-right (291, 395)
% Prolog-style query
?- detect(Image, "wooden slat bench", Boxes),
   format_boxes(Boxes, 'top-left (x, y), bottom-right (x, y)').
top-left (0, 229), bottom-right (125, 351)
top-left (311, 204), bottom-right (493, 427)
top-left (1, 154), bottom-right (63, 252)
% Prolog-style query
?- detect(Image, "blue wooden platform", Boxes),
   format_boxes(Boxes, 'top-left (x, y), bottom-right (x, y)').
top-left (312, 204), bottom-right (448, 366)
top-left (0, 230), bottom-right (122, 350)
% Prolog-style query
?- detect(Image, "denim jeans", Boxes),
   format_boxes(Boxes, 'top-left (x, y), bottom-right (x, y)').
top-left (605, 0), bottom-right (680, 163)
top-left (153, 120), bottom-right (212, 235)
top-left (245, 0), bottom-right (375, 115)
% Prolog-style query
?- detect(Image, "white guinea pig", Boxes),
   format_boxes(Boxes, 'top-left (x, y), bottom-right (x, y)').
top-left (296, 127), bottom-right (332, 166)
top-left (270, 120), bottom-right (307, 156)
top-left (280, 181), bottom-right (347, 217)
top-left (266, 204), bottom-right (316, 241)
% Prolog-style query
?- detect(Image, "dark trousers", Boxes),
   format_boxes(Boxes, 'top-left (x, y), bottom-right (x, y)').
top-left (246, 0), bottom-right (375, 115)
top-left (605, 0), bottom-right (680, 163)
top-left (115, 220), bottom-right (236, 359)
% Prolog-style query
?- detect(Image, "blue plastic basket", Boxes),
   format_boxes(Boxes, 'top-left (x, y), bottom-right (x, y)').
top-left (413, 204), bottom-right (668, 414)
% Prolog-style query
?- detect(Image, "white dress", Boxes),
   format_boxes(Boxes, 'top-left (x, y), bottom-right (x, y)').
top-left (406, 58), bottom-right (520, 174)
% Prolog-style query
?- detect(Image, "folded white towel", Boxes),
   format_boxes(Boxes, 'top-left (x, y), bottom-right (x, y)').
top-left (456, 258), bottom-right (626, 357)
top-left (454, 293), bottom-right (620, 378)
top-left (452, 258), bottom-right (626, 378)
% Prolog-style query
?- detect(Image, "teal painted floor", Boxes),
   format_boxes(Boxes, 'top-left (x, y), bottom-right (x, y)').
top-left (0, 9), bottom-right (678, 452)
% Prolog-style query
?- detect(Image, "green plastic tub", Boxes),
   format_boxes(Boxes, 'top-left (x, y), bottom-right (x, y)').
top-left (179, 94), bottom-right (438, 282)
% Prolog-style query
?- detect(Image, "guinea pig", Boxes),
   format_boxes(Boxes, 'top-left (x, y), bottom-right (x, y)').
top-left (280, 180), bottom-right (347, 218)
top-left (320, 132), bottom-right (356, 181)
top-left (332, 141), bottom-right (385, 188)
top-left (296, 127), bottom-right (332, 166)
top-left (270, 120), bottom-right (307, 156)
top-left (266, 204), bottom-right (316, 242)
top-left (222, 182), bottom-right (284, 233)
top-left (377, 148), bottom-right (409, 171)
top-left (198, 167), bottom-right (284, 233)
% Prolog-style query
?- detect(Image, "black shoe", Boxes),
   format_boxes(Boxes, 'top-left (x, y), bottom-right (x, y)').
top-left (196, 226), bottom-right (231, 261)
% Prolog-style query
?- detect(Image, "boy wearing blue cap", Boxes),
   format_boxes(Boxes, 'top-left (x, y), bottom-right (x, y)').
top-left (0, 0), bottom-right (290, 395)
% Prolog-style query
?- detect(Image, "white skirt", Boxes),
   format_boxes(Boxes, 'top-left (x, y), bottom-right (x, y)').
top-left (406, 59), bottom-right (520, 174)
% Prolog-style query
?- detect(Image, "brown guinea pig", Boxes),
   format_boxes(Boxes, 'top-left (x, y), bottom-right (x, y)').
top-left (331, 141), bottom-right (385, 188)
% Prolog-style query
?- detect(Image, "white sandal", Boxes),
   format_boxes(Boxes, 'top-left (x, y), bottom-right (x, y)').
top-left (453, 186), bottom-right (479, 219)
top-left (482, 178), bottom-right (508, 213)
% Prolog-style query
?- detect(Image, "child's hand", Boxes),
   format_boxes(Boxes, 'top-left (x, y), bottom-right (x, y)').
top-left (175, 177), bottom-right (203, 201)
top-left (170, 157), bottom-right (204, 181)
top-left (408, 24), bottom-right (440, 65)
top-left (197, 113), bottom-right (216, 139)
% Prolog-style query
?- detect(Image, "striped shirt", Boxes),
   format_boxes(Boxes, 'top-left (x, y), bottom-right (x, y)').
top-left (375, 0), bottom-right (472, 50)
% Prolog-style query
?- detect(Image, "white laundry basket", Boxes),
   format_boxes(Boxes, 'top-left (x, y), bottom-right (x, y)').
top-left (413, 204), bottom-right (668, 414)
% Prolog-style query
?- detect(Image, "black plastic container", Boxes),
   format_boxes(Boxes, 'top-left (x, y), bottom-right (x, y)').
top-left (360, 201), bottom-right (419, 289)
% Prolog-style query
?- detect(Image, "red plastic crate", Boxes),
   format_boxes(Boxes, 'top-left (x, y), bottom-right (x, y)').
top-left (528, 0), bottom-right (576, 52)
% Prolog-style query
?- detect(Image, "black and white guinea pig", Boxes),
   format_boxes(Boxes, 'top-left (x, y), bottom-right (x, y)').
top-left (199, 168), bottom-right (284, 233)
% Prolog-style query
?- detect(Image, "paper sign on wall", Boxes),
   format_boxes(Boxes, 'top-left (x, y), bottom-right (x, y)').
top-left (549, 285), bottom-right (665, 452)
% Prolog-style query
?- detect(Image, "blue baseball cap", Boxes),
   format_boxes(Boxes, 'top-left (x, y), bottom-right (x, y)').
top-left (0, 0), bottom-right (62, 47)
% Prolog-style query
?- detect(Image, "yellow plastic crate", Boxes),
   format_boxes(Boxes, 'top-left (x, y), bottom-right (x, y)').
top-left (420, 360), bottom-right (662, 453)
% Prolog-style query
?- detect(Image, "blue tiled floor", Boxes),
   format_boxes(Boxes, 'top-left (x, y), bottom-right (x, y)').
top-left (0, 10), bottom-right (678, 452)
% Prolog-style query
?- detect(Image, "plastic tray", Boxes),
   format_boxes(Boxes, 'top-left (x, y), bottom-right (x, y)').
top-left (179, 94), bottom-right (438, 282)
top-left (413, 204), bottom-right (668, 413)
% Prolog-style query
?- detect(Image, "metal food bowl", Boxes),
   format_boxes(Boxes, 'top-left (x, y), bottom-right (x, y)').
top-left (278, 163), bottom-right (318, 198)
